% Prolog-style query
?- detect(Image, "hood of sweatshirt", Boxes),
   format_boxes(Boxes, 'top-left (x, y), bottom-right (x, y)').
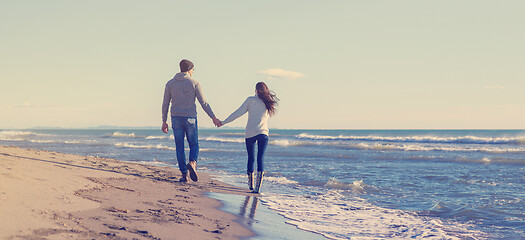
top-left (174, 72), bottom-right (190, 81)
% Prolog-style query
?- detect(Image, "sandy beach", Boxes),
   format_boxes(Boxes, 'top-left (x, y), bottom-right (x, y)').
top-left (0, 145), bottom-right (255, 240)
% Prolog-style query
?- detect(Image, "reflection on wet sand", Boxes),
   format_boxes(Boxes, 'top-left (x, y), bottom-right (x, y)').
top-left (239, 195), bottom-right (259, 225)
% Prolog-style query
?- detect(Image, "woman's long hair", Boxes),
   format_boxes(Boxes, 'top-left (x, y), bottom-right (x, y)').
top-left (256, 82), bottom-right (279, 116)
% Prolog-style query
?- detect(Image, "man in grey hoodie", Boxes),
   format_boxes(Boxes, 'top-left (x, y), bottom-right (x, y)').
top-left (162, 59), bottom-right (221, 182)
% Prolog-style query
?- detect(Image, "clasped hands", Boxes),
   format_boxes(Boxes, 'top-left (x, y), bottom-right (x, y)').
top-left (212, 117), bottom-right (223, 127)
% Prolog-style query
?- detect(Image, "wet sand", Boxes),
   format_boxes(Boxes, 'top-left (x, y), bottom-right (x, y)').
top-left (0, 145), bottom-right (255, 239)
top-left (209, 192), bottom-right (326, 240)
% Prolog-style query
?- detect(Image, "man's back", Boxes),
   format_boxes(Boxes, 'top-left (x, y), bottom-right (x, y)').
top-left (166, 73), bottom-right (199, 117)
top-left (162, 72), bottom-right (215, 121)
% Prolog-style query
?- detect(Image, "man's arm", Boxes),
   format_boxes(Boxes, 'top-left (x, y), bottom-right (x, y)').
top-left (195, 83), bottom-right (221, 126)
top-left (161, 84), bottom-right (171, 133)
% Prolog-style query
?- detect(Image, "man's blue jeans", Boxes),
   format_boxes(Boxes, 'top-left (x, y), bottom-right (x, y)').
top-left (245, 134), bottom-right (269, 173)
top-left (171, 116), bottom-right (199, 174)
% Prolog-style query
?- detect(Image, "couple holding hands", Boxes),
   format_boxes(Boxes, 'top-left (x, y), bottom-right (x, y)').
top-left (161, 59), bottom-right (279, 193)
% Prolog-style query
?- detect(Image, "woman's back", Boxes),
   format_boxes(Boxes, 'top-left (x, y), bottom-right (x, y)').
top-left (246, 96), bottom-right (270, 137)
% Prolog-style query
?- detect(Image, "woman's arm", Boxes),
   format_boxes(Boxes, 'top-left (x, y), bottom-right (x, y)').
top-left (221, 97), bottom-right (250, 125)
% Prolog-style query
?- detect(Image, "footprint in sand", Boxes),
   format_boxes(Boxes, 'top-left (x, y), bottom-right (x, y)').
top-left (0, 192), bottom-right (8, 200)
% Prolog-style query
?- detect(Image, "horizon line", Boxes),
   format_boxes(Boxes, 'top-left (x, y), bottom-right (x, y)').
top-left (1, 126), bottom-right (524, 131)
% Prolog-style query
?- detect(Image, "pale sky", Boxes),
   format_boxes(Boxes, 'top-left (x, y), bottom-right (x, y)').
top-left (1, 1), bottom-right (524, 129)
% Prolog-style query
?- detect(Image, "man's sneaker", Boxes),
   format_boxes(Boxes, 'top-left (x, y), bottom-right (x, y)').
top-left (180, 172), bottom-right (188, 182)
top-left (186, 160), bottom-right (198, 182)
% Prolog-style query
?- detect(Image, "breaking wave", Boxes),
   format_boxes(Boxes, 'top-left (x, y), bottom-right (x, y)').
top-left (297, 133), bottom-right (525, 145)
top-left (145, 135), bottom-right (171, 140)
top-left (107, 132), bottom-right (137, 138)
top-left (0, 130), bottom-right (48, 141)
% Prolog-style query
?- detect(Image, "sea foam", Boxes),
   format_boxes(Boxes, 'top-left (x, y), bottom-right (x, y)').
top-left (114, 142), bottom-right (176, 151)
top-left (324, 178), bottom-right (372, 193)
top-left (261, 191), bottom-right (486, 240)
top-left (265, 176), bottom-right (299, 185)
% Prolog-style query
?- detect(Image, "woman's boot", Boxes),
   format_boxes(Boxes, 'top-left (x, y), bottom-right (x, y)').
top-left (252, 171), bottom-right (264, 193)
top-left (248, 172), bottom-right (254, 190)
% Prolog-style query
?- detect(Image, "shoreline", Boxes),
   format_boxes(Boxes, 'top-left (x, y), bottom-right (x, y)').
top-left (208, 192), bottom-right (327, 240)
top-left (0, 145), bottom-right (255, 239)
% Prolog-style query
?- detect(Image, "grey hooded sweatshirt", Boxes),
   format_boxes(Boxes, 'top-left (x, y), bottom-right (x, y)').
top-left (162, 72), bottom-right (215, 122)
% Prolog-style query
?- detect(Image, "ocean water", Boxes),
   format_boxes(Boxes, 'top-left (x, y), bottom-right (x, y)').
top-left (1, 129), bottom-right (525, 239)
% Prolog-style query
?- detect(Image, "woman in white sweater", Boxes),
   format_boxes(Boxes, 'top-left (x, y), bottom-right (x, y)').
top-left (221, 82), bottom-right (279, 193)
